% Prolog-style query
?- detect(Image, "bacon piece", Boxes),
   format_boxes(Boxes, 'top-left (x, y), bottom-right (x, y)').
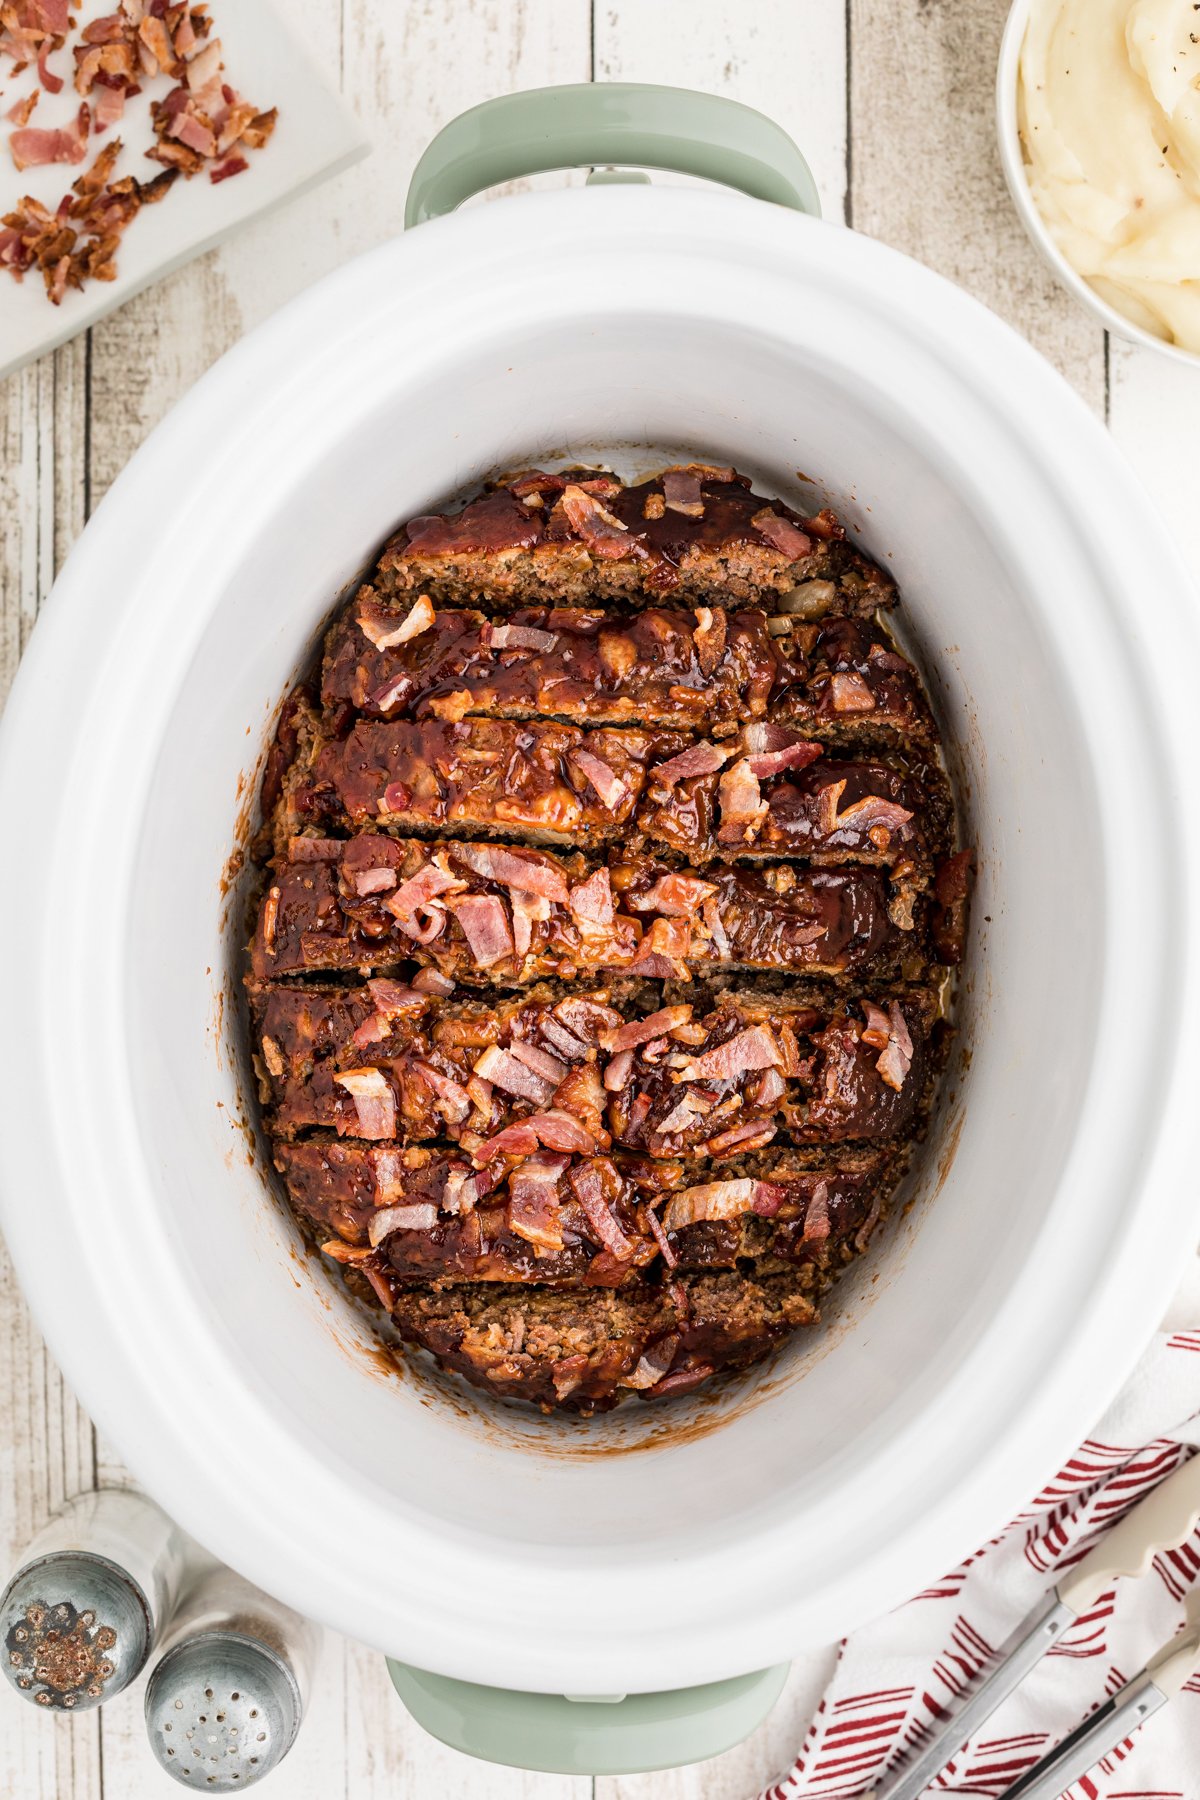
top-left (744, 734), bottom-right (824, 779)
top-left (753, 1066), bottom-right (787, 1107)
top-left (37, 45), bottom-right (63, 91)
top-left (383, 861), bottom-right (457, 918)
top-left (7, 92), bottom-right (38, 126)
top-left (829, 671), bottom-right (876, 713)
top-left (510, 1039), bottom-right (568, 1085)
top-left (876, 1003), bottom-right (914, 1092)
top-left (137, 14), bottom-right (176, 72)
top-left (507, 1152), bottom-right (570, 1251)
top-left (663, 1178), bottom-right (785, 1231)
top-left (412, 1061), bottom-right (471, 1125)
top-left (814, 779), bottom-right (915, 845)
top-left (486, 622), bottom-right (559, 652)
top-left (570, 1163), bottom-right (632, 1257)
top-left (717, 759), bottom-right (767, 842)
top-left (705, 1119), bottom-right (778, 1156)
top-left (210, 151), bottom-right (248, 183)
top-left (651, 740), bottom-right (730, 786)
top-left (860, 1000), bottom-right (891, 1050)
top-left (529, 1108), bottom-right (597, 1154)
top-left (570, 749), bottom-right (629, 810)
top-left (603, 1048), bottom-right (634, 1092)
top-left (10, 107), bottom-right (89, 169)
top-left (752, 508), bottom-right (812, 558)
top-left (413, 967), bottom-right (455, 996)
top-left (356, 594), bottom-right (426, 649)
top-left (601, 1006), bottom-right (694, 1054)
top-left (475, 1119), bottom-right (541, 1164)
top-left (368, 1201), bottom-right (438, 1246)
top-left (452, 843), bottom-right (569, 904)
top-left (662, 469), bottom-right (703, 516)
top-left (645, 1208), bottom-right (677, 1269)
top-left (664, 461), bottom-right (737, 483)
top-left (473, 1045), bottom-right (555, 1105)
top-left (333, 1068), bottom-right (396, 1139)
top-left (633, 872), bottom-right (716, 916)
top-left (802, 1181), bottom-right (831, 1242)
top-left (560, 484), bottom-right (645, 560)
top-left (444, 894), bottom-right (513, 968)
top-left (692, 605), bottom-right (727, 675)
top-left (679, 1025), bottom-right (781, 1083)
top-left (628, 915), bottom-right (690, 976)
top-left (509, 891), bottom-right (547, 957)
top-left (565, 865), bottom-right (613, 927)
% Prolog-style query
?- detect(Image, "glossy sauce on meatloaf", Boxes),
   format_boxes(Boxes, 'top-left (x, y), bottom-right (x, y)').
top-left (245, 464), bottom-right (971, 1413)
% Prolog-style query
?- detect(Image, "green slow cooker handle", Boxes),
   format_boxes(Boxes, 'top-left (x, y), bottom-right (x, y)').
top-left (386, 1658), bottom-right (790, 1776)
top-left (404, 82), bottom-right (820, 227)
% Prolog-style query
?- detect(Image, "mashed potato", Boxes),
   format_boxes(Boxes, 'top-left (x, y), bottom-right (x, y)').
top-left (1020, 0), bottom-right (1200, 349)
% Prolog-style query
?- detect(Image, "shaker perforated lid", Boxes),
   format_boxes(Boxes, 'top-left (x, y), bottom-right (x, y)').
top-left (144, 1630), bottom-right (302, 1790)
top-left (2, 1551), bottom-right (152, 1711)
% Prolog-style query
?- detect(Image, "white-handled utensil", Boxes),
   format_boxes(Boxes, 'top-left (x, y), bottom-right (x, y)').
top-left (996, 1616), bottom-right (1200, 1800)
top-left (872, 1451), bottom-right (1200, 1800)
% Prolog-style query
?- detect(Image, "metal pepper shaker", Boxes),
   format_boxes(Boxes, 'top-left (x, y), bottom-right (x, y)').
top-left (1, 1489), bottom-right (187, 1712)
top-left (144, 1561), bottom-right (322, 1789)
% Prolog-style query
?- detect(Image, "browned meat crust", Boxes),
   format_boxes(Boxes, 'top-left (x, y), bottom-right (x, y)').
top-left (248, 836), bottom-right (915, 987)
top-left (375, 469), bottom-right (895, 614)
top-left (244, 459), bottom-right (970, 1412)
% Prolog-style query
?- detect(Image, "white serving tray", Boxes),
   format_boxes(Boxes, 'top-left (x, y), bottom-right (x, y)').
top-left (0, 0), bottom-right (369, 381)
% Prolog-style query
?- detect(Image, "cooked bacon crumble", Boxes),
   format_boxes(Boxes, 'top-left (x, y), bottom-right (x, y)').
top-left (2, 0), bottom-right (278, 303)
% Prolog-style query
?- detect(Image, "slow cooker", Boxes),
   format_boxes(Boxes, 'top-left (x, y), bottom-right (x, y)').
top-left (1, 83), bottom-right (1198, 1772)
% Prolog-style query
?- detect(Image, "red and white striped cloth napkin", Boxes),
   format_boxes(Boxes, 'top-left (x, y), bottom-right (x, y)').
top-left (760, 1257), bottom-right (1200, 1800)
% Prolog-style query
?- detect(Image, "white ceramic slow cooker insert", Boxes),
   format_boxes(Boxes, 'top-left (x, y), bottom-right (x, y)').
top-left (1, 161), bottom-right (1198, 1697)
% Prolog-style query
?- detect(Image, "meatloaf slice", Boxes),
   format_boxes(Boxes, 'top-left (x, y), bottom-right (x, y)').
top-left (324, 598), bottom-right (934, 751)
top-left (248, 836), bottom-right (916, 987)
top-left (252, 978), bottom-right (934, 1155)
top-left (276, 1136), bottom-right (893, 1291)
top-left (284, 714), bottom-right (949, 888)
top-left (294, 717), bottom-right (687, 848)
top-left (375, 468), bottom-right (895, 616)
top-left (382, 1270), bottom-right (824, 1411)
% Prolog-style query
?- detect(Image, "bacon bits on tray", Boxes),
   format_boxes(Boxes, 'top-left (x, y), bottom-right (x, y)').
top-left (1, 1), bottom-right (277, 303)
top-left (245, 464), bottom-right (971, 1413)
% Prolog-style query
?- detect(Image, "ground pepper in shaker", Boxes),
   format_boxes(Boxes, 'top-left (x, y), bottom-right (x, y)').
top-left (1, 1488), bottom-right (187, 1712)
top-left (144, 1560), bottom-right (322, 1789)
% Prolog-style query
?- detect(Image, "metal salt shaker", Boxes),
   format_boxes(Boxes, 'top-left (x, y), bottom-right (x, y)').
top-left (144, 1560), bottom-right (322, 1789)
top-left (1, 1488), bottom-right (187, 1712)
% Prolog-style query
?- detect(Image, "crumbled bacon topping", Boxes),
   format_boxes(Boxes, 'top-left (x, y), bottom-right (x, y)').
top-left (2, 0), bottom-right (277, 303)
top-left (560, 484), bottom-right (646, 560)
top-left (751, 507), bottom-right (813, 559)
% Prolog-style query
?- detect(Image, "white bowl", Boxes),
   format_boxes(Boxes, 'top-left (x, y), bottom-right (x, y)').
top-left (997, 0), bottom-right (1200, 367)
top-left (1, 184), bottom-right (1199, 1695)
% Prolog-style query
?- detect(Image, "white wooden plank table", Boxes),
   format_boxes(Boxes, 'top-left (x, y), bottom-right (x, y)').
top-left (2, 2), bottom-right (1199, 1794)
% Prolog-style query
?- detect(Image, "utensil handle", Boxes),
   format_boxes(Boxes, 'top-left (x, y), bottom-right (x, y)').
top-left (1056, 1451), bottom-right (1200, 1614)
top-left (404, 83), bottom-right (821, 227)
top-left (1145, 1619), bottom-right (1200, 1697)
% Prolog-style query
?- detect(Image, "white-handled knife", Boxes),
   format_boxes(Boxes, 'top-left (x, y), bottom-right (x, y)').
top-left (871, 1450), bottom-right (1200, 1800)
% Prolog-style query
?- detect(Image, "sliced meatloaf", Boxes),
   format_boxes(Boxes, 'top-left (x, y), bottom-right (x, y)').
top-left (251, 978), bottom-right (933, 1156)
top-left (375, 468), bottom-right (896, 613)
top-left (244, 459), bottom-right (970, 1413)
top-left (322, 598), bottom-right (933, 748)
top-left (382, 1271), bottom-right (828, 1411)
top-left (248, 837), bottom-right (918, 986)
